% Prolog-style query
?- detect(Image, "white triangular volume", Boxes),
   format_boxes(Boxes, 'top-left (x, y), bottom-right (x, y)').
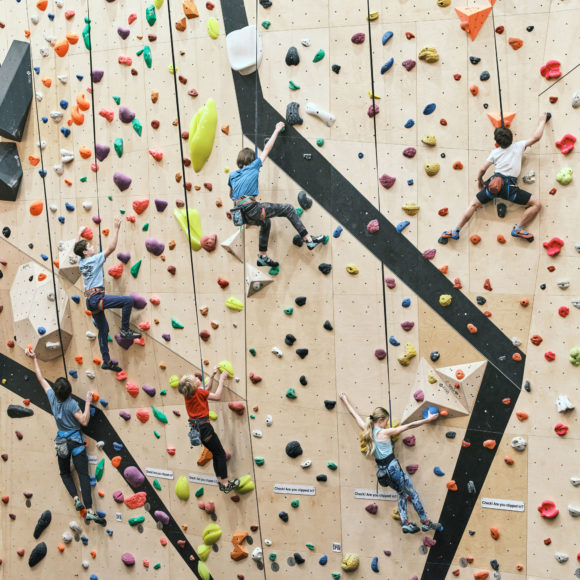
top-left (245, 264), bottom-right (273, 297)
top-left (220, 229), bottom-right (244, 262)
top-left (435, 360), bottom-right (487, 413)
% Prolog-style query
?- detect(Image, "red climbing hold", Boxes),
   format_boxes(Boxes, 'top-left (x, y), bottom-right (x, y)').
top-left (367, 219), bottom-right (379, 234)
top-left (368, 104), bottom-right (379, 118)
top-left (440, 118), bottom-right (447, 126)
top-left (453, 74), bottom-right (461, 81)
top-left (549, 188), bottom-right (557, 195)
top-left (497, 234), bottom-right (506, 244)
top-left (149, 149), bottom-right (164, 161)
top-left (405, 32), bottom-right (415, 39)
top-left (453, 278), bottom-right (462, 289)
top-left (470, 234), bottom-right (481, 245)
top-left (558, 306), bottom-right (569, 317)
top-left (108, 263), bottom-right (123, 279)
top-left (555, 134), bottom-right (576, 155)
top-left (530, 334), bottom-right (543, 346)
top-left (132, 199), bottom-right (149, 215)
top-left (483, 278), bottom-right (492, 291)
top-left (483, 439), bottom-right (496, 449)
top-left (249, 373), bottom-right (262, 384)
top-left (446, 480), bottom-right (458, 491)
top-left (504, 456), bottom-right (514, 465)
top-left (538, 500), bottom-right (559, 519)
top-left (217, 277), bottom-right (229, 289)
top-left (502, 398), bottom-right (511, 405)
top-left (554, 423), bottom-right (568, 436)
top-left (544, 351), bottom-right (556, 361)
top-left (228, 401), bottom-right (246, 416)
top-left (543, 237), bottom-right (564, 256)
top-left (540, 60), bottom-right (561, 79)
top-left (438, 208), bottom-right (448, 216)
top-left (495, 25), bottom-right (504, 34)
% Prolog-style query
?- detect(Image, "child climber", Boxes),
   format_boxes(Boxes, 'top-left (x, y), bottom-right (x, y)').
top-left (25, 347), bottom-right (106, 526)
top-left (228, 121), bottom-right (327, 269)
top-left (178, 366), bottom-right (240, 493)
top-left (339, 392), bottom-right (442, 534)
top-left (74, 216), bottom-right (141, 372)
top-left (440, 113), bottom-right (549, 244)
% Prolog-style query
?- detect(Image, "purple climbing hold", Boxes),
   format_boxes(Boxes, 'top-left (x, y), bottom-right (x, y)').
top-left (154, 510), bottom-right (170, 525)
top-left (413, 389), bottom-right (425, 402)
top-left (91, 70), bottom-right (104, 83)
top-left (113, 172), bottom-right (132, 191)
top-left (422, 248), bottom-right (436, 260)
top-left (119, 411), bottom-right (131, 421)
top-left (351, 32), bottom-right (365, 44)
top-left (367, 219), bottom-right (379, 234)
top-left (123, 466), bottom-right (145, 488)
top-left (145, 238), bottom-right (165, 256)
top-left (379, 174), bottom-right (396, 189)
top-left (374, 349), bottom-right (387, 360)
top-left (95, 144), bottom-right (110, 162)
top-left (113, 490), bottom-right (125, 503)
top-left (161, 333), bottom-right (171, 342)
top-left (117, 27), bottom-right (130, 40)
top-left (130, 292), bottom-right (147, 309)
top-left (403, 434), bottom-right (416, 447)
top-left (368, 104), bottom-right (379, 118)
top-left (142, 385), bottom-right (156, 397)
top-left (115, 334), bottom-right (134, 350)
top-left (118, 106), bottom-right (135, 124)
top-left (423, 537), bottom-right (436, 547)
top-left (385, 277), bottom-right (396, 289)
top-left (402, 59), bottom-right (416, 71)
top-left (121, 553), bottom-right (135, 567)
top-left (117, 252), bottom-right (131, 264)
top-left (365, 503), bottom-right (378, 515)
top-left (403, 147), bottom-right (417, 158)
top-left (92, 216), bottom-right (102, 225)
top-left (154, 199), bottom-right (168, 212)
top-left (406, 464), bottom-right (419, 474)
top-left (401, 321), bottom-right (415, 331)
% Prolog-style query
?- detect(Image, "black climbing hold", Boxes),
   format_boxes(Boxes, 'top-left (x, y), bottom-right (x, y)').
top-left (497, 202), bottom-right (507, 218)
top-left (476, 296), bottom-right (486, 305)
top-left (299, 375), bottom-right (307, 386)
top-left (294, 553), bottom-right (305, 564)
top-left (285, 46), bottom-right (300, 66)
top-left (526, 25), bottom-right (534, 32)
top-left (316, 474), bottom-right (327, 482)
top-left (524, 380), bottom-right (531, 392)
top-left (296, 348), bottom-right (308, 359)
top-left (467, 481), bottom-right (476, 495)
top-left (445, 431), bottom-right (456, 439)
top-left (2, 226), bottom-right (11, 238)
top-left (279, 511), bottom-right (289, 522)
top-left (295, 296), bottom-right (307, 306)
top-left (7, 404), bottom-right (34, 418)
top-left (260, 0), bottom-right (272, 7)
top-left (0, 142), bottom-right (23, 201)
top-left (297, 190), bottom-right (312, 210)
top-left (437, 236), bottom-right (448, 246)
top-left (483, 103), bottom-right (488, 109)
top-left (469, 56), bottom-right (481, 65)
top-left (28, 542), bottom-right (47, 567)
top-left (430, 350), bottom-right (440, 362)
top-left (468, 530), bottom-right (476, 536)
top-left (28, 243), bottom-right (33, 249)
top-left (323, 320), bottom-right (333, 331)
top-left (293, 234), bottom-right (304, 247)
top-left (286, 102), bottom-right (303, 126)
top-left (285, 334), bottom-right (297, 346)
top-left (319, 263), bottom-right (332, 275)
top-left (33, 509), bottom-right (52, 539)
top-left (285, 441), bottom-right (303, 458)
top-left (490, 559), bottom-right (499, 571)
top-left (546, 112), bottom-right (551, 122)
top-left (440, 153), bottom-right (446, 158)
top-left (331, 64), bottom-right (341, 74)
top-left (540, 283), bottom-right (546, 290)
top-left (324, 400), bottom-right (336, 410)
top-left (480, 70), bottom-right (490, 81)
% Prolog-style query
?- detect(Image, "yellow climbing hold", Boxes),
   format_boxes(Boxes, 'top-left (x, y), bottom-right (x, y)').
top-left (153, 0), bottom-right (164, 8)
top-left (437, 0), bottom-right (451, 6)
top-left (427, 372), bottom-right (437, 384)
top-left (236, 474), bottom-right (255, 494)
top-left (197, 561), bottom-right (211, 580)
top-left (226, 297), bottom-right (244, 311)
top-left (168, 65), bottom-right (176, 74)
top-left (368, 90), bottom-right (381, 99)
top-left (439, 294), bottom-right (452, 307)
top-left (346, 264), bottom-right (359, 275)
top-left (418, 46), bottom-right (439, 63)
top-left (390, 418), bottom-right (401, 442)
top-left (174, 207), bottom-right (202, 251)
top-left (208, 411), bottom-right (218, 420)
top-left (367, 11), bottom-right (379, 20)
top-left (206, 17), bottom-right (219, 39)
top-left (422, 135), bottom-right (437, 146)
top-left (341, 553), bottom-right (360, 571)
top-left (189, 98), bottom-right (217, 172)
top-left (175, 476), bottom-right (190, 500)
top-left (169, 374), bottom-right (180, 388)
top-left (425, 162), bottom-right (440, 176)
top-left (218, 360), bottom-right (234, 378)
top-left (202, 523), bottom-right (222, 545)
top-left (402, 202), bottom-right (420, 216)
top-left (197, 544), bottom-right (211, 561)
top-left (397, 343), bottom-right (417, 366)
top-left (392, 506), bottom-right (401, 520)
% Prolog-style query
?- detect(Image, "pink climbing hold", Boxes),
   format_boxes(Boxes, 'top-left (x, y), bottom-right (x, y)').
top-left (403, 147), bottom-right (416, 158)
top-left (379, 174), bottom-right (396, 189)
top-left (402, 59), bottom-right (416, 71)
top-left (537, 499), bottom-right (559, 519)
top-left (351, 32), bottom-right (365, 44)
top-left (374, 348), bottom-right (387, 360)
top-left (401, 321), bottom-right (414, 331)
top-left (403, 434), bottom-right (416, 447)
top-left (555, 134), bottom-right (576, 155)
top-left (201, 233), bottom-right (217, 252)
top-left (121, 553), bottom-right (136, 566)
top-left (422, 248), bottom-right (436, 260)
top-left (365, 503), bottom-right (378, 515)
top-left (543, 237), bottom-right (564, 256)
top-left (385, 277), bottom-right (396, 289)
top-left (367, 219), bottom-right (380, 233)
top-left (368, 104), bottom-right (379, 118)
top-left (423, 536), bottom-right (436, 547)
top-left (113, 490), bottom-right (125, 503)
top-left (540, 60), bottom-right (561, 80)
top-left (413, 390), bottom-right (425, 402)
top-left (406, 464), bottom-right (419, 474)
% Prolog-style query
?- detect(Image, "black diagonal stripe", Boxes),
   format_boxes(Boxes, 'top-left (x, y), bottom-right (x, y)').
top-left (221, 3), bottom-right (524, 577)
top-left (0, 353), bottom-right (206, 579)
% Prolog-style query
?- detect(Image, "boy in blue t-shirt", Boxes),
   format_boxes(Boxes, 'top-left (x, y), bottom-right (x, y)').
top-left (228, 121), bottom-right (327, 269)
top-left (73, 216), bottom-right (141, 372)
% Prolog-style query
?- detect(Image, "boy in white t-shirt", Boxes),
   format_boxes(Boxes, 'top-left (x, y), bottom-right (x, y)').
top-left (440, 113), bottom-right (549, 243)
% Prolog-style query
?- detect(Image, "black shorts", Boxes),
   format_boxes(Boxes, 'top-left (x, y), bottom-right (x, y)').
top-left (476, 177), bottom-right (531, 206)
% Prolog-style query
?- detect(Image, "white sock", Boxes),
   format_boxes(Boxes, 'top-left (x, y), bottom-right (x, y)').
top-left (453, 226), bottom-right (461, 234)
top-left (514, 224), bottom-right (522, 232)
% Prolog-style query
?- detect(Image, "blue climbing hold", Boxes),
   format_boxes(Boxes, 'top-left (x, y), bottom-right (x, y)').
top-left (100, 399), bottom-right (109, 407)
top-left (76, 74), bottom-right (84, 81)
top-left (60, 99), bottom-right (69, 110)
top-left (371, 556), bottom-right (379, 572)
top-left (333, 225), bottom-right (343, 238)
top-left (382, 31), bottom-right (393, 45)
top-left (40, 254), bottom-right (48, 261)
top-left (65, 202), bottom-right (75, 212)
top-left (90, 575), bottom-right (98, 580)
top-left (358, 152), bottom-right (364, 159)
top-left (381, 58), bottom-right (394, 74)
top-left (41, 117), bottom-right (48, 123)
top-left (422, 405), bottom-right (439, 419)
top-left (396, 220), bottom-right (410, 233)
top-left (407, 179), bottom-right (414, 186)
top-left (61, 127), bottom-right (71, 137)
top-left (48, 13), bottom-right (55, 20)
top-left (389, 336), bottom-right (400, 346)
top-left (39, 169), bottom-right (47, 178)
top-left (33, 66), bottom-right (40, 74)
top-left (404, 119), bottom-right (415, 128)
top-left (423, 103), bottom-right (436, 115)
top-left (319, 555), bottom-right (328, 566)
top-left (96, 510), bottom-right (106, 518)
top-left (58, 216), bottom-right (65, 224)
top-left (402, 298), bottom-right (411, 308)
top-left (71, 295), bottom-right (80, 304)
top-left (69, 370), bottom-right (78, 379)
top-left (434, 466), bottom-right (445, 476)
top-left (37, 327), bottom-right (46, 335)
top-left (81, 535), bottom-right (89, 545)
top-left (106, 529), bottom-right (113, 536)
top-left (113, 442), bottom-right (124, 451)
top-left (89, 476), bottom-right (97, 487)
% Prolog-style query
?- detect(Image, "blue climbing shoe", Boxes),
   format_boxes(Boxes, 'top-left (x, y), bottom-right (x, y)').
top-left (441, 229), bottom-right (459, 240)
top-left (511, 227), bottom-right (534, 242)
top-left (306, 235), bottom-right (328, 250)
top-left (421, 519), bottom-right (443, 532)
top-left (402, 521), bottom-right (420, 534)
top-left (257, 255), bottom-right (279, 268)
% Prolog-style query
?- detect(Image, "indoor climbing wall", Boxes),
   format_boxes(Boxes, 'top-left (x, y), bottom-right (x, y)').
top-left (0, 0), bottom-right (579, 579)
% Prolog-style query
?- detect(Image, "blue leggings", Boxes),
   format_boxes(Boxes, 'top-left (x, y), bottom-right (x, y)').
top-left (381, 459), bottom-right (426, 525)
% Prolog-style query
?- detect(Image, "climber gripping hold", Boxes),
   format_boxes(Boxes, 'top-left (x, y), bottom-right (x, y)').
top-left (339, 392), bottom-right (442, 535)
top-left (440, 113), bottom-right (549, 244)
top-left (228, 122), bottom-right (327, 269)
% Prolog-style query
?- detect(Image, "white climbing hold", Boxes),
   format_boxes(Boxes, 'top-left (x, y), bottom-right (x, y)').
top-left (572, 92), bottom-right (580, 109)
top-left (60, 149), bottom-right (75, 163)
top-left (69, 521), bottom-right (82, 534)
top-left (556, 395), bottom-right (574, 413)
top-left (571, 298), bottom-right (580, 309)
top-left (568, 505), bottom-right (580, 517)
top-left (43, 33), bottom-right (56, 44)
top-left (39, 47), bottom-right (50, 58)
top-left (47, 292), bottom-right (55, 302)
top-left (86, 370), bottom-right (95, 380)
top-left (271, 346), bottom-right (283, 358)
top-left (57, 75), bottom-right (68, 84)
top-left (82, 560), bottom-right (89, 569)
top-left (37, 140), bottom-right (46, 150)
top-left (521, 170), bottom-right (535, 184)
top-left (82, 201), bottom-right (93, 211)
top-left (252, 429), bottom-right (263, 438)
top-left (305, 102), bottom-right (336, 127)
top-left (556, 280), bottom-right (570, 290)
top-left (571, 477), bottom-right (580, 486)
top-left (511, 337), bottom-right (522, 346)
top-left (96, 441), bottom-right (105, 450)
top-left (30, 14), bottom-right (39, 25)
top-left (45, 341), bottom-right (61, 350)
top-left (252, 547), bottom-right (263, 562)
top-left (62, 531), bottom-right (72, 544)
top-left (265, 414), bottom-right (273, 426)
top-left (301, 38), bottom-right (311, 47)
top-left (49, 204), bottom-right (58, 212)
top-left (264, 539), bottom-right (272, 546)
top-left (55, 0), bottom-right (64, 7)
top-left (226, 25), bottom-right (263, 75)
top-left (86, 331), bottom-right (97, 341)
top-left (301, 459), bottom-right (312, 469)
top-left (511, 436), bottom-right (527, 451)
top-left (555, 552), bottom-right (568, 563)
top-left (53, 164), bottom-right (64, 176)
top-left (35, 92), bottom-right (44, 102)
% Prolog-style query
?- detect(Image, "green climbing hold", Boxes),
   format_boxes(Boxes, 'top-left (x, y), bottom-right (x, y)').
top-left (570, 347), bottom-right (580, 366)
top-left (153, 563), bottom-right (161, 570)
top-left (143, 45), bottom-right (152, 69)
top-left (132, 118), bottom-right (143, 137)
top-left (107, 335), bottom-right (112, 342)
top-left (226, 297), bottom-right (244, 311)
top-left (327, 461), bottom-right (338, 471)
top-left (249, 348), bottom-right (257, 357)
top-left (113, 96), bottom-right (121, 105)
top-left (153, 429), bottom-right (160, 439)
top-left (254, 456), bottom-right (265, 466)
top-left (208, 411), bottom-right (218, 421)
top-left (197, 561), bottom-right (211, 580)
top-left (322, 235), bottom-right (330, 245)
top-left (130, 259), bottom-right (142, 278)
top-left (129, 515), bottom-right (146, 527)
top-left (171, 317), bottom-right (184, 329)
top-left (95, 458), bottom-right (104, 482)
top-left (114, 137), bottom-right (123, 158)
top-left (249, 414), bottom-right (255, 419)
top-left (269, 553), bottom-right (277, 561)
top-left (313, 49), bottom-right (325, 62)
top-left (80, 176), bottom-right (87, 183)
top-left (175, 476), bottom-right (190, 500)
top-left (291, 499), bottom-right (299, 508)
top-left (119, 209), bottom-right (126, 214)
top-left (197, 544), bottom-right (211, 561)
top-left (217, 360), bottom-right (234, 378)
top-left (286, 388), bottom-right (297, 399)
top-left (160, 389), bottom-right (167, 396)
top-left (284, 307), bottom-right (293, 315)
top-left (174, 207), bottom-right (203, 250)
top-left (268, 266), bottom-right (279, 276)
top-left (82, 18), bottom-right (91, 50)
top-left (195, 487), bottom-right (204, 498)
top-left (306, 543), bottom-right (315, 551)
top-left (289, 81), bottom-right (300, 90)
top-left (146, 4), bottom-right (157, 26)
top-left (152, 406), bottom-right (168, 423)
top-left (107, 195), bottom-right (113, 201)
top-left (202, 523), bottom-right (222, 544)
top-left (316, 138), bottom-right (324, 147)
top-left (169, 65), bottom-right (176, 74)
top-left (153, 478), bottom-right (161, 490)
top-left (331, 573), bottom-right (341, 580)
top-left (262, 21), bottom-right (271, 29)
top-left (206, 17), bottom-right (219, 39)
top-left (296, 207), bottom-right (304, 217)
top-left (136, 48), bottom-right (144, 57)
top-left (142, 223), bottom-right (149, 232)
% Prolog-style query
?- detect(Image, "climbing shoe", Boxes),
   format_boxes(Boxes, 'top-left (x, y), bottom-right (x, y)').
top-left (511, 227), bottom-right (534, 242)
top-left (74, 498), bottom-right (85, 512)
top-left (257, 255), bottom-right (279, 268)
top-left (120, 329), bottom-right (142, 340)
top-left (496, 202), bottom-right (507, 218)
top-left (440, 230), bottom-right (460, 240)
top-left (218, 479), bottom-right (240, 494)
top-left (401, 521), bottom-right (420, 534)
top-left (421, 519), bottom-right (444, 532)
top-left (306, 235), bottom-right (328, 250)
top-left (85, 512), bottom-right (107, 527)
top-left (101, 360), bottom-right (122, 372)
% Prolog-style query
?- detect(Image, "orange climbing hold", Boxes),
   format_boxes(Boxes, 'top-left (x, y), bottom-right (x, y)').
top-left (54, 39), bottom-right (69, 57)
top-left (470, 234), bottom-right (481, 244)
top-left (126, 381), bottom-right (139, 398)
top-left (497, 234), bottom-right (506, 244)
top-left (231, 531), bottom-right (248, 545)
top-left (197, 447), bottom-right (213, 466)
top-left (108, 263), bottom-right (123, 279)
top-left (512, 353), bottom-right (522, 361)
top-left (36, 0), bottom-right (48, 9)
top-left (470, 85), bottom-right (479, 96)
top-left (136, 409), bottom-right (150, 423)
top-left (70, 105), bottom-right (84, 125)
top-left (455, 369), bottom-right (465, 380)
top-left (111, 456), bottom-right (122, 468)
top-left (439, 265), bottom-right (448, 274)
top-left (230, 544), bottom-right (248, 561)
top-left (29, 200), bottom-right (43, 216)
top-left (77, 93), bottom-right (91, 111)
top-left (516, 411), bottom-right (528, 421)
top-left (446, 480), bottom-right (458, 491)
top-left (79, 146), bottom-right (92, 159)
top-left (467, 324), bottom-right (478, 334)
top-left (66, 33), bottom-right (79, 45)
top-left (125, 491), bottom-right (147, 509)
top-left (453, 161), bottom-right (463, 170)
top-left (520, 298), bottom-right (529, 307)
top-left (488, 111), bottom-right (516, 129)
top-left (132, 199), bottom-right (149, 215)
top-left (228, 401), bottom-right (245, 416)
top-left (28, 155), bottom-right (40, 166)
top-left (483, 439), bottom-right (496, 449)
top-left (490, 527), bottom-right (500, 540)
top-left (508, 37), bottom-right (523, 50)
top-left (504, 456), bottom-right (514, 465)
top-left (473, 572), bottom-right (489, 580)
top-left (38, 273), bottom-right (47, 281)
top-left (455, 6), bottom-right (492, 41)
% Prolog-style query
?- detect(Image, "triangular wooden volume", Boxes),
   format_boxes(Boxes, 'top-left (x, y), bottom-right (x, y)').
top-left (455, 6), bottom-right (492, 41)
top-left (220, 229), bottom-right (244, 262)
top-left (245, 264), bottom-right (273, 297)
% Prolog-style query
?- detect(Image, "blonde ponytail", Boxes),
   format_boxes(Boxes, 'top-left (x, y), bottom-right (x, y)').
top-left (178, 374), bottom-right (198, 399)
top-left (360, 407), bottom-right (390, 457)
